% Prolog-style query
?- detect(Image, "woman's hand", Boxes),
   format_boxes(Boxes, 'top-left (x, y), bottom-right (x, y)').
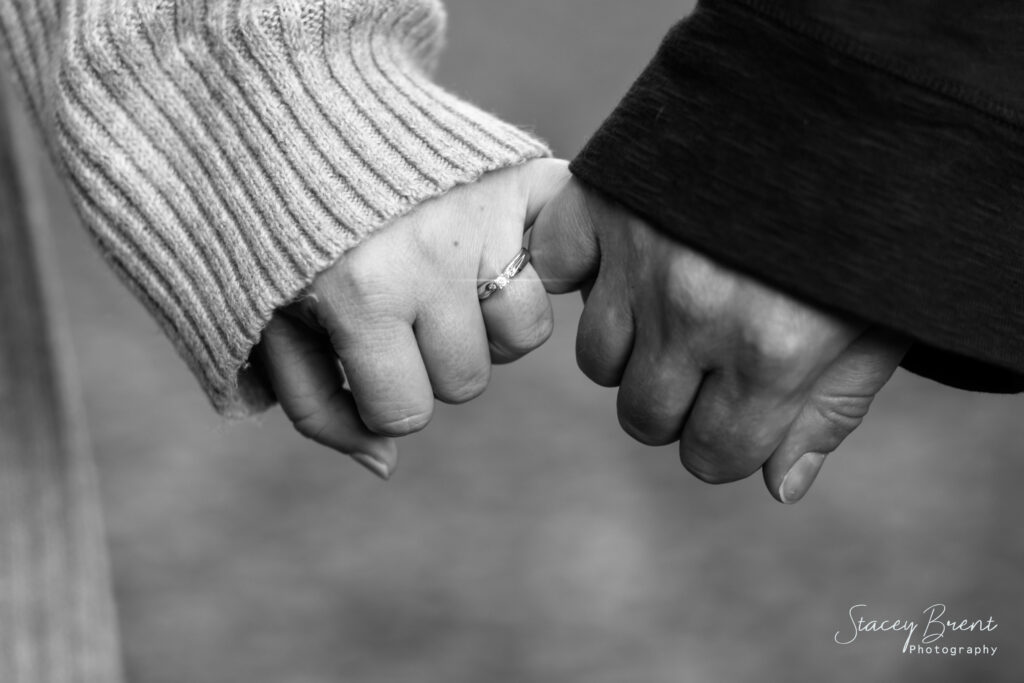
top-left (257, 159), bottom-right (570, 478)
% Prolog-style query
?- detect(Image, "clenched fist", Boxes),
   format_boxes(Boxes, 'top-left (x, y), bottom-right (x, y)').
top-left (530, 178), bottom-right (910, 503)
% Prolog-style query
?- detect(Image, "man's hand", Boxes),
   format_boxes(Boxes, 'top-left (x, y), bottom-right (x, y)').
top-left (530, 178), bottom-right (910, 502)
top-left (257, 159), bottom-right (571, 479)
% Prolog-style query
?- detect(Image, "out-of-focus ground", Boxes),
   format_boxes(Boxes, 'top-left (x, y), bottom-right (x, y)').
top-left (11, 1), bottom-right (1024, 681)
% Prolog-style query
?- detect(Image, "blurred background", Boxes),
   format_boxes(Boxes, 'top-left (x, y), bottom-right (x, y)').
top-left (10, 0), bottom-right (1024, 681)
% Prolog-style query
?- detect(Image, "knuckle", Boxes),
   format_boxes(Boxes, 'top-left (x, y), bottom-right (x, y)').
top-left (662, 261), bottom-right (694, 311)
top-left (685, 419), bottom-right (725, 453)
top-left (661, 248), bottom-right (734, 318)
top-left (286, 389), bottom-right (342, 444)
top-left (315, 255), bottom-right (396, 321)
top-left (493, 308), bottom-right (555, 360)
top-left (812, 393), bottom-right (872, 436)
top-left (681, 426), bottom-right (764, 484)
top-left (680, 450), bottom-right (744, 485)
top-left (407, 219), bottom-right (451, 265)
top-left (434, 366), bottom-right (491, 405)
top-left (293, 411), bottom-right (330, 443)
top-left (740, 326), bottom-right (815, 389)
top-left (365, 407), bottom-right (433, 437)
top-left (754, 327), bottom-right (813, 368)
top-left (578, 352), bottom-right (622, 387)
top-left (489, 344), bottom-right (525, 365)
top-left (617, 395), bottom-right (680, 447)
top-left (619, 415), bottom-right (676, 447)
top-left (488, 343), bottom-right (520, 365)
top-left (576, 333), bottom-right (624, 388)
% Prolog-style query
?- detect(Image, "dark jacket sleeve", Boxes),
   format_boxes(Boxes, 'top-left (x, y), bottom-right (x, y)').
top-left (570, 0), bottom-right (1024, 392)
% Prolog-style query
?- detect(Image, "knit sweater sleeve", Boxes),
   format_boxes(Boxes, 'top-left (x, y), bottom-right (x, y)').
top-left (571, 0), bottom-right (1024, 393)
top-left (0, 0), bottom-right (548, 416)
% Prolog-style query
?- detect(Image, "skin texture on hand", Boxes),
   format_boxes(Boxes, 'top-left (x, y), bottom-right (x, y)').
top-left (529, 177), bottom-right (910, 503)
top-left (257, 159), bottom-right (572, 479)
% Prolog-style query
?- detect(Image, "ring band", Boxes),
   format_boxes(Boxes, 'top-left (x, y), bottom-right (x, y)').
top-left (478, 247), bottom-right (531, 300)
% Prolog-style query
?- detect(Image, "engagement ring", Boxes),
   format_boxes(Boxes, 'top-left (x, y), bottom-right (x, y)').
top-left (477, 247), bottom-right (531, 300)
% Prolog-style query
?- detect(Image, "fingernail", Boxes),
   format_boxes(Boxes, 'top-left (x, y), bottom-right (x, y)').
top-left (350, 452), bottom-right (391, 481)
top-left (779, 452), bottom-right (826, 504)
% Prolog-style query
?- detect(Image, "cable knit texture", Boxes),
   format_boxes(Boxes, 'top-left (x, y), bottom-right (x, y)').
top-left (0, 0), bottom-right (549, 417)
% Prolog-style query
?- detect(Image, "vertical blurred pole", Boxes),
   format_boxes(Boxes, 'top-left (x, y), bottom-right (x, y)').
top-left (0, 88), bottom-right (123, 681)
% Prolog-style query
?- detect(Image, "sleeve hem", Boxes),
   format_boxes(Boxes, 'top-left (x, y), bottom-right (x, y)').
top-left (570, 0), bottom-right (1024, 392)
top-left (47, 0), bottom-right (548, 417)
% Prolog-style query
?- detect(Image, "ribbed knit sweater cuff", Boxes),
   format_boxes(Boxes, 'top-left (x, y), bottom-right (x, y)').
top-left (2, 0), bottom-right (548, 417)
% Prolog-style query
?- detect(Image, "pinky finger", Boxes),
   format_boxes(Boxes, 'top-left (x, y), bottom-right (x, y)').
top-left (259, 314), bottom-right (398, 480)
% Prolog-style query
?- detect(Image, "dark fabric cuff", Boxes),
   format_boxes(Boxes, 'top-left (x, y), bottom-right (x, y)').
top-left (570, 0), bottom-right (1024, 393)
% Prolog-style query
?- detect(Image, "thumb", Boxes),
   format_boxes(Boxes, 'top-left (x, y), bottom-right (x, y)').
top-left (763, 328), bottom-right (912, 504)
top-left (527, 176), bottom-right (600, 294)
